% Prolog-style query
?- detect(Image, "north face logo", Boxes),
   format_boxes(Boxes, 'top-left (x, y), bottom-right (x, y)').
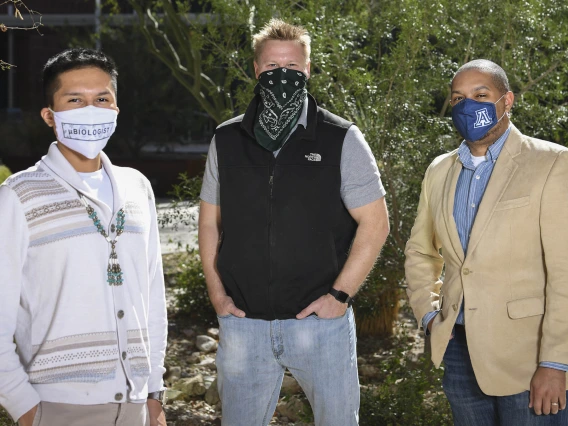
top-left (305, 153), bottom-right (322, 162)
top-left (474, 108), bottom-right (493, 128)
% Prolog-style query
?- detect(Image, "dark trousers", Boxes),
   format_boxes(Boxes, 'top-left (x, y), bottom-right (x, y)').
top-left (442, 325), bottom-right (568, 426)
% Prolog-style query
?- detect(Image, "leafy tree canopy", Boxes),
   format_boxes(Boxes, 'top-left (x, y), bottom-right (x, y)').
top-left (118, 0), bottom-right (568, 333)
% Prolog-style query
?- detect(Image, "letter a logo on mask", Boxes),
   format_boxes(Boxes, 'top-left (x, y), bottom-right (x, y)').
top-left (474, 108), bottom-right (493, 128)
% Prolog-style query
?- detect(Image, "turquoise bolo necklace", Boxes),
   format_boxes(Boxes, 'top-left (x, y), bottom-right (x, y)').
top-left (78, 192), bottom-right (126, 286)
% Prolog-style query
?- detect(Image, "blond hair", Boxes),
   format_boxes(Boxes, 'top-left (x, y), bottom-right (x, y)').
top-left (252, 19), bottom-right (311, 63)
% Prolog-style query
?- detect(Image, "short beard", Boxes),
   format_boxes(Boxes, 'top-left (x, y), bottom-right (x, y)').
top-left (469, 115), bottom-right (508, 146)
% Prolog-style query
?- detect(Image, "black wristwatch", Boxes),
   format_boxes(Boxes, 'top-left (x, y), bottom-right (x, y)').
top-left (328, 288), bottom-right (354, 306)
top-left (148, 389), bottom-right (168, 406)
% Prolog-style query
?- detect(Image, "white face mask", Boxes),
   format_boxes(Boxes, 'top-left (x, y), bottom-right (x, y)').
top-left (49, 106), bottom-right (118, 159)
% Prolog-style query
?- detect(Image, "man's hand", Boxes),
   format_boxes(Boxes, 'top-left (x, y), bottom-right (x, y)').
top-left (212, 294), bottom-right (246, 318)
top-left (296, 293), bottom-right (347, 319)
top-left (147, 399), bottom-right (166, 426)
top-left (17, 404), bottom-right (38, 426)
top-left (529, 367), bottom-right (567, 415)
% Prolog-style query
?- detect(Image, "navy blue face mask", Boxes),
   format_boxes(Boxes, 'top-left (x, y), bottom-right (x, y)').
top-left (451, 94), bottom-right (507, 142)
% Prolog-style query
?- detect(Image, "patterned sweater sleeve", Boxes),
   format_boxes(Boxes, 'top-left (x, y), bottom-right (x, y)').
top-left (0, 185), bottom-right (41, 421)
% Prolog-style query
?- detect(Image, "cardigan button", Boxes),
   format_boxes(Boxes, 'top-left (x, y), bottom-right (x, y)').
top-left (122, 351), bottom-right (127, 360)
top-left (115, 393), bottom-right (123, 401)
top-left (117, 310), bottom-right (124, 319)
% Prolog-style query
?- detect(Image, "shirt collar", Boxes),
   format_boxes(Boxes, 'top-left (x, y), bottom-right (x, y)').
top-left (240, 92), bottom-right (317, 141)
top-left (41, 141), bottom-right (126, 210)
top-left (457, 124), bottom-right (512, 170)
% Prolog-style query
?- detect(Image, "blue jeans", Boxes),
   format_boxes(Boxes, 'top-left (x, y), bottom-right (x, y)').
top-left (443, 325), bottom-right (568, 426)
top-left (216, 307), bottom-right (359, 426)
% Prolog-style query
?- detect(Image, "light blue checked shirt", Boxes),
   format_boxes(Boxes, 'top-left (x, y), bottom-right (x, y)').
top-left (422, 126), bottom-right (568, 372)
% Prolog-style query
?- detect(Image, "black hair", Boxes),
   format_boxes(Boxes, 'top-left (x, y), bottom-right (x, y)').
top-left (42, 48), bottom-right (118, 106)
top-left (453, 59), bottom-right (510, 93)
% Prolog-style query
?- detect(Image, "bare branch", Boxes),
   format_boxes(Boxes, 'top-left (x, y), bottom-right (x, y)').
top-left (0, 0), bottom-right (43, 69)
top-left (0, 59), bottom-right (15, 70)
top-left (0, 0), bottom-right (43, 31)
top-left (518, 57), bottom-right (565, 96)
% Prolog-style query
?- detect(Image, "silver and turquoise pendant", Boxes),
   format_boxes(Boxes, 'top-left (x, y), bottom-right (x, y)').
top-left (80, 193), bottom-right (126, 286)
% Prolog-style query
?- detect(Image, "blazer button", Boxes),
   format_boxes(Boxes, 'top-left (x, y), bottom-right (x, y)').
top-left (452, 304), bottom-right (458, 311)
top-left (463, 268), bottom-right (471, 275)
top-left (117, 310), bottom-right (124, 319)
top-left (115, 393), bottom-right (123, 401)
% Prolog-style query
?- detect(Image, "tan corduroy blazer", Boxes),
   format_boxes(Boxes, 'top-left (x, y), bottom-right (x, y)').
top-left (405, 125), bottom-right (568, 396)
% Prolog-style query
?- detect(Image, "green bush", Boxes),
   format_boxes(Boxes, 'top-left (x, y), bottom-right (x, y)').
top-left (360, 341), bottom-right (452, 426)
top-left (0, 406), bottom-right (12, 425)
top-left (174, 249), bottom-right (217, 325)
top-left (0, 165), bottom-right (12, 185)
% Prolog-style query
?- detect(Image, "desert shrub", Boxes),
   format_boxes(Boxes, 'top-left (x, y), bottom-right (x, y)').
top-left (0, 406), bottom-right (12, 425)
top-left (360, 342), bottom-right (452, 426)
top-left (173, 249), bottom-right (217, 325)
top-left (0, 165), bottom-right (12, 185)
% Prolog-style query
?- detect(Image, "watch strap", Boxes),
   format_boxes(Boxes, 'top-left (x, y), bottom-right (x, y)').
top-left (148, 389), bottom-right (167, 406)
top-left (328, 288), bottom-right (354, 306)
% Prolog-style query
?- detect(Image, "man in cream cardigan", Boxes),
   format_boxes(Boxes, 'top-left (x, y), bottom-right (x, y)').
top-left (405, 60), bottom-right (568, 425)
top-left (0, 49), bottom-right (167, 426)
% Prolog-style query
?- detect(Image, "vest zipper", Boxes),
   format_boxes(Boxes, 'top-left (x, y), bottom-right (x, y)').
top-left (268, 164), bottom-right (276, 318)
top-left (266, 138), bottom-right (295, 318)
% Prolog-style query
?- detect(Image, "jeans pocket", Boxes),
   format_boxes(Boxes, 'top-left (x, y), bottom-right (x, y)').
top-left (315, 307), bottom-right (349, 321)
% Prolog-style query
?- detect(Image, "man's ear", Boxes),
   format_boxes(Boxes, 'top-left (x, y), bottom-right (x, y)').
top-left (306, 60), bottom-right (311, 80)
top-left (504, 91), bottom-right (515, 112)
top-left (254, 62), bottom-right (260, 80)
top-left (40, 107), bottom-right (54, 127)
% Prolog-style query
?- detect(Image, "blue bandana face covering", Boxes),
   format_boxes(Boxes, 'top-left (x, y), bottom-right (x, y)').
top-left (451, 94), bottom-right (507, 142)
top-left (253, 67), bottom-right (308, 152)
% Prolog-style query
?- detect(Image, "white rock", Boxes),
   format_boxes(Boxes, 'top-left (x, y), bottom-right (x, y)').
top-left (165, 389), bottom-right (185, 403)
top-left (199, 356), bottom-right (217, 370)
top-left (173, 374), bottom-right (206, 396)
top-left (276, 395), bottom-right (308, 422)
top-left (196, 335), bottom-right (218, 353)
top-left (166, 365), bottom-right (182, 381)
top-left (187, 352), bottom-right (200, 364)
top-left (207, 327), bottom-right (220, 339)
top-left (280, 375), bottom-right (302, 395)
top-left (205, 378), bottom-right (220, 406)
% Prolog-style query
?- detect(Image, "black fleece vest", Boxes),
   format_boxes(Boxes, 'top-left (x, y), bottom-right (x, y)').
top-left (215, 95), bottom-right (357, 320)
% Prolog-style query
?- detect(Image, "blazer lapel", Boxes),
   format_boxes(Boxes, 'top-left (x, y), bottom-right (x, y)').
top-left (466, 126), bottom-right (523, 258)
top-left (442, 154), bottom-right (465, 263)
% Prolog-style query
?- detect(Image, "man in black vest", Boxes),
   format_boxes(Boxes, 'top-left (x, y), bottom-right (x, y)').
top-left (198, 19), bottom-right (389, 426)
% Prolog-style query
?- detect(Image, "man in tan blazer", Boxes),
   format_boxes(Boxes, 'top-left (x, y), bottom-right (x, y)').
top-left (405, 59), bottom-right (568, 425)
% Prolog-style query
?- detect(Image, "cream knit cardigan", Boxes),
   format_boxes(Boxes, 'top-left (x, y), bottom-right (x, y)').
top-left (0, 143), bottom-right (167, 421)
